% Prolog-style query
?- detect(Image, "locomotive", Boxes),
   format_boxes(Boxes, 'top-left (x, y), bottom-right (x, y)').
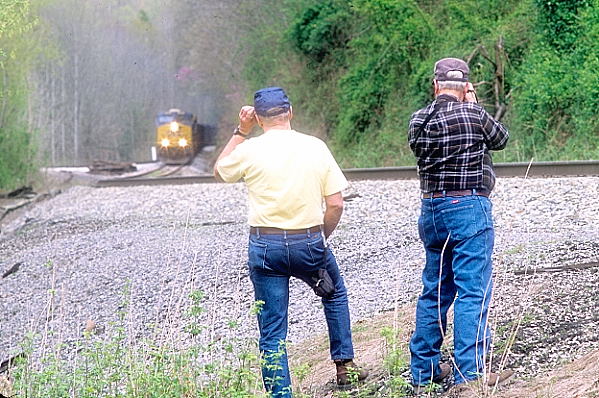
top-left (154, 109), bottom-right (201, 164)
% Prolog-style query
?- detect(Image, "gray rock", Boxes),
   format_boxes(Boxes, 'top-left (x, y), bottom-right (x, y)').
top-left (0, 177), bottom-right (598, 378)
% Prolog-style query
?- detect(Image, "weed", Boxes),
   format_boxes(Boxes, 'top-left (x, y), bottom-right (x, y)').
top-left (381, 326), bottom-right (408, 376)
top-left (504, 244), bottom-right (526, 255)
top-left (9, 288), bottom-right (268, 398)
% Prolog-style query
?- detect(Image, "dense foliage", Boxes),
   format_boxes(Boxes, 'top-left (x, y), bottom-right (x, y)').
top-left (511, 0), bottom-right (599, 160)
top-left (242, 0), bottom-right (599, 167)
top-left (0, 0), bottom-right (38, 189)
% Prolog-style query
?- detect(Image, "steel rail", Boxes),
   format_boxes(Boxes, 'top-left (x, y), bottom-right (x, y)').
top-left (96, 174), bottom-right (216, 187)
top-left (94, 160), bottom-right (599, 187)
top-left (343, 160), bottom-right (599, 180)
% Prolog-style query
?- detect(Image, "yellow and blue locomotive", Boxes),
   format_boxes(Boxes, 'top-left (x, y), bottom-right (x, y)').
top-left (155, 109), bottom-right (201, 164)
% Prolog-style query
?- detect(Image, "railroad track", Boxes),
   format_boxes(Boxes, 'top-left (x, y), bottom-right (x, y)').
top-left (94, 160), bottom-right (599, 188)
top-left (107, 162), bottom-right (191, 179)
top-left (149, 164), bottom-right (188, 178)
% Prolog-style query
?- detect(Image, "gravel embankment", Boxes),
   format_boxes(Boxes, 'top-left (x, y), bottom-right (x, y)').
top-left (1, 177), bottom-right (598, 378)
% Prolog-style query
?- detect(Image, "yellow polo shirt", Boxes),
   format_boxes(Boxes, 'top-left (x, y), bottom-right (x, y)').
top-left (216, 129), bottom-right (348, 229)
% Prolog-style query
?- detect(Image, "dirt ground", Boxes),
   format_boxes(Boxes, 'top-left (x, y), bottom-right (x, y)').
top-left (289, 306), bottom-right (599, 398)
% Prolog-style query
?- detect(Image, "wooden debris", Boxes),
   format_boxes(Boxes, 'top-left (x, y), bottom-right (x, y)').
top-left (0, 186), bottom-right (35, 199)
top-left (514, 261), bottom-right (599, 275)
top-left (88, 160), bottom-right (137, 174)
top-left (1, 263), bottom-right (21, 279)
top-left (0, 353), bottom-right (24, 374)
top-left (343, 193), bottom-right (362, 201)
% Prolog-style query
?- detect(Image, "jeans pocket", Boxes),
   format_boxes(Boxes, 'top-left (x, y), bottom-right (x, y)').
top-left (248, 241), bottom-right (270, 271)
top-left (306, 240), bottom-right (326, 268)
top-left (441, 203), bottom-right (487, 240)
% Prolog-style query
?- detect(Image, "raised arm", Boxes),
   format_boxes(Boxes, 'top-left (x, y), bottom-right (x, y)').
top-left (213, 106), bottom-right (257, 181)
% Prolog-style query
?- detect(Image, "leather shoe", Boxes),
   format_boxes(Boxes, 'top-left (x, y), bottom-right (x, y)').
top-left (412, 363), bottom-right (452, 394)
top-left (335, 359), bottom-right (369, 386)
top-left (433, 363), bottom-right (451, 383)
top-left (486, 369), bottom-right (514, 386)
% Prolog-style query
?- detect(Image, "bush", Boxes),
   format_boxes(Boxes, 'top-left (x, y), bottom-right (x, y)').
top-left (0, 0), bottom-right (39, 190)
top-left (507, 0), bottom-right (598, 161)
top-left (0, 126), bottom-right (36, 190)
top-left (242, 0), bottom-right (598, 166)
top-left (535, 0), bottom-right (592, 52)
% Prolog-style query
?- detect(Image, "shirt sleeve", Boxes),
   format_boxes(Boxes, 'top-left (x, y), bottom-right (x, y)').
top-left (408, 114), bottom-right (419, 153)
top-left (479, 107), bottom-right (509, 150)
top-left (408, 104), bottom-right (435, 156)
top-left (216, 142), bottom-right (249, 183)
top-left (321, 143), bottom-right (348, 196)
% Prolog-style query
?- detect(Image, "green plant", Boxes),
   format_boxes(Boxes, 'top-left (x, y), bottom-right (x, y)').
top-left (11, 288), bottom-right (269, 398)
top-left (380, 326), bottom-right (408, 376)
top-left (240, 0), bottom-right (598, 167)
top-left (0, 0), bottom-right (40, 190)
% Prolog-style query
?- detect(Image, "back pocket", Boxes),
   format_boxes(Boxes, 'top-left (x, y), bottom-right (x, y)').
top-left (248, 241), bottom-right (270, 271)
top-left (440, 203), bottom-right (486, 240)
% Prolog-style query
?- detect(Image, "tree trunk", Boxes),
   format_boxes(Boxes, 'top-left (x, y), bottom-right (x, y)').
top-left (73, 53), bottom-right (80, 164)
top-left (60, 66), bottom-right (66, 163)
top-left (49, 63), bottom-right (56, 165)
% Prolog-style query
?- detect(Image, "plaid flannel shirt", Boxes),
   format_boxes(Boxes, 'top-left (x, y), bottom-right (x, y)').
top-left (408, 94), bottom-right (509, 193)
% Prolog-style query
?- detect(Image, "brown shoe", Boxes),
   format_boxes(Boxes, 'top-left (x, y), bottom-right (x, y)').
top-left (434, 363), bottom-right (452, 383)
top-left (412, 363), bottom-right (451, 394)
top-left (486, 369), bottom-right (514, 386)
top-left (335, 359), bottom-right (369, 386)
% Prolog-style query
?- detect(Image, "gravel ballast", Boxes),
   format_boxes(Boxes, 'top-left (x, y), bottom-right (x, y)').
top-left (1, 177), bottom-right (598, 379)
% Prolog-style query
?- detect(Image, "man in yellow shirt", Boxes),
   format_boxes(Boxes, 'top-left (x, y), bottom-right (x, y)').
top-left (214, 87), bottom-right (367, 397)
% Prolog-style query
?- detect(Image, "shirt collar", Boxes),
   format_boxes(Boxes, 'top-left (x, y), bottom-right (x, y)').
top-left (436, 93), bottom-right (460, 103)
top-left (263, 128), bottom-right (295, 135)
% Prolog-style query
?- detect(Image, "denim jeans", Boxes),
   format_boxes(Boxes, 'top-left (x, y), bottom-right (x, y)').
top-left (248, 229), bottom-right (354, 397)
top-left (410, 195), bottom-right (494, 386)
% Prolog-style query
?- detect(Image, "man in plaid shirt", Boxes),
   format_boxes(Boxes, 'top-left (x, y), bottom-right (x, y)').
top-left (407, 58), bottom-right (511, 393)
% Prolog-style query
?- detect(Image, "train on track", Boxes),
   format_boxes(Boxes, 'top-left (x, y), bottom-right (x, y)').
top-left (154, 109), bottom-right (216, 164)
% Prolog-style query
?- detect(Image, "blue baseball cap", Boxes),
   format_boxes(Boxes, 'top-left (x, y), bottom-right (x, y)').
top-left (253, 87), bottom-right (291, 116)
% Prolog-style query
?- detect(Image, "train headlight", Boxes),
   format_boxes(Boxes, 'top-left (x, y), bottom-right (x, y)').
top-left (170, 121), bottom-right (179, 132)
top-left (161, 138), bottom-right (170, 147)
top-left (178, 138), bottom-right (188, 147)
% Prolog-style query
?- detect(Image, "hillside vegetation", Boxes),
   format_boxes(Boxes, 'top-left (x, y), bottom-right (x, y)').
top-left (241, 0), bottom-right (599, 167)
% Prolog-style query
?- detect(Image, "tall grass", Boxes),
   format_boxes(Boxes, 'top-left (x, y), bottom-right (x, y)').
top-left (9, 285), bottom-right (267, 398)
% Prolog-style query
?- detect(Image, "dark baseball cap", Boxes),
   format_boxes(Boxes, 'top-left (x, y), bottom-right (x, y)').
top-left (254, 87), bottom-right (291, 116)
top-left (434, 58), bottom-right (469, 82)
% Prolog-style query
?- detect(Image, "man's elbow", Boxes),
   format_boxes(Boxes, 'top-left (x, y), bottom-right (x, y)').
top-left (325, 196), bottom-right (344, 213)
top-left (213, 163), bottom-right (224, 182)
top-left (329, 202), bottom-right (343, 214)
top-left (493, 134), bottom-right (510, 151)
top-left (495, 142), bottom-right (508, 151)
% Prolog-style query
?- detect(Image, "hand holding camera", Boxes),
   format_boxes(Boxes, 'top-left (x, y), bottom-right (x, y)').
top-left (464, 82), bottom-right (478, 103)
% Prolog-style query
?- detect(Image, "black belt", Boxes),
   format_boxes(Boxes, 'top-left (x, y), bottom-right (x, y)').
top-left (250, 225), bottom-right (322, 235)
top-left (422, 189), bottom-right (490, 199)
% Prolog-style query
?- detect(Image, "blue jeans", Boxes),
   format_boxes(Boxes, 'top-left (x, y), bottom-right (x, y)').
top-left (248, 229), bottom-right (354, 397)
top-left (410, 195), bottom-right (494, 386)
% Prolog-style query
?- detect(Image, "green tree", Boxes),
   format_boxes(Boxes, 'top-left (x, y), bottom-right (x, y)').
top-left (0, 0), bottom-right (37, 189)
top-left (241, 0), bottom-right (597, 166)
top-left (508, 0), bottom-right (597, 160)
